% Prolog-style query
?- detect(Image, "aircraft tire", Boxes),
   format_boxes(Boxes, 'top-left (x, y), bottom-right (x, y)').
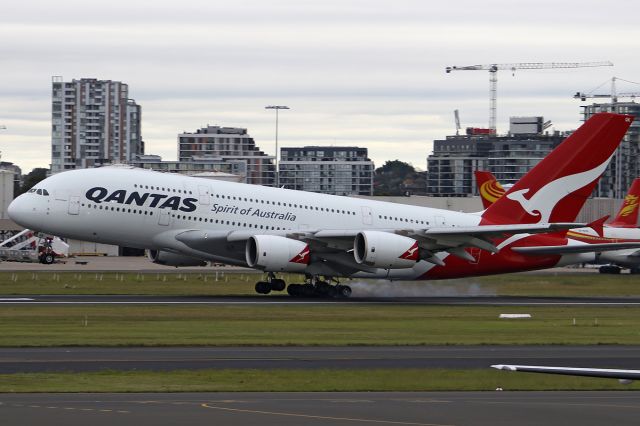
top-left (40, 254), bottom-right (55, 265)
top-left (287, 284), bottom-right (302, 296)
top-left (255, 281), bottom-right (272, 294)
top-left (271, 279), bottom-right (286, 291)
top-left (336, 285), bottom-right (352, 298)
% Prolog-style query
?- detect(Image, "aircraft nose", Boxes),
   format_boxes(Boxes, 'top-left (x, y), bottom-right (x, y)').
top-left (8, 195), bottom-right (34, 228)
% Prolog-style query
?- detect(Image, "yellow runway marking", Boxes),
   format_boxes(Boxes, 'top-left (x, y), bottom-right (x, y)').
top-left (200, 403), bottom-right (454, 426)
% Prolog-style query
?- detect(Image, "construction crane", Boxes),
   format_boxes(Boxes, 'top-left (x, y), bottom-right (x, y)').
top-left (446, 61), bottom-right (613, 133)
top-left (574, 76), bottom-right (640, 103)
top-left (453, 110), bottom-right (461, 135)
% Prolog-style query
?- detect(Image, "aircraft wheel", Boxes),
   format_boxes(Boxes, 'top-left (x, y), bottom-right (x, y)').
top-left (336, 285), bottom-right (352, 298)
top-left (40, 253), bottom-right (55, 265)
top-left (599, 265), bottom-right (621, 274)
top-left (287, 284), bottom-right (302, 296)
top-left (255, 281), bottom-right (272, 294)
top-left (271, 278), bottom-right (286, 292)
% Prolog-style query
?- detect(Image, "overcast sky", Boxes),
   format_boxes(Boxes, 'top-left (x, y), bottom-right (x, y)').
top-left (1, 0), bottom-right (639, 172)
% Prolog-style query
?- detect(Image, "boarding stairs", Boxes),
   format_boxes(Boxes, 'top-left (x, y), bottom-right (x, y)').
top-left (0, 229), bottom-right (69, 262)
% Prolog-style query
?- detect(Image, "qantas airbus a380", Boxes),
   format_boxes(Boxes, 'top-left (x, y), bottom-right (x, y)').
top-left (7, 113), bottom-right (638, 297)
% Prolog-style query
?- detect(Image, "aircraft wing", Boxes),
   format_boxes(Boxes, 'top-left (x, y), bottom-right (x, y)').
top-left (512, 242), bottom-right (640, 255)
top-left (166, 223), bottom-right (588, 268)
top-left (491, 364), bottom-right (640, 383)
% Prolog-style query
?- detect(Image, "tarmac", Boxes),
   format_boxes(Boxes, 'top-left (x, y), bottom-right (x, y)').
top-left (1, 345), bottom-right (640, 373)
top-left (2, 392), bottom-right (640, 426)
top-left (2, 294), bottom-right (640, 306)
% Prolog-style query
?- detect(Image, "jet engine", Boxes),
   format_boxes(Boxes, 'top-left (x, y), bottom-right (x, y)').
top-left (245, 235), bottom-right (310, 272)
top-left (147, 250), bottom-right (208, 267)
top-left (354, 230), bottom-right (420, 269)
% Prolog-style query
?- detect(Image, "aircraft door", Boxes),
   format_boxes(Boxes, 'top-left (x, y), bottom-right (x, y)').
top-left (158, 209), bottom-right (170, 226)
top-left (198, 185), bottom-right (211, 205)
top-left (361, 206), bottom-right (373, 225)
top-left (68, 196), bottom-right (80, 215)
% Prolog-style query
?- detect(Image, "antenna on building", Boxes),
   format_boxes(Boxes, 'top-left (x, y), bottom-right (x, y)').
top-left (454, 110), bottom-right (461, 136)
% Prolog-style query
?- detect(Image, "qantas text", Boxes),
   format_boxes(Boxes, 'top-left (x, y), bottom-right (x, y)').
top-left (85, 187), bottom-right (198, 212)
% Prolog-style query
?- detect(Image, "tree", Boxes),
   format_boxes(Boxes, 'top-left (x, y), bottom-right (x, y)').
top-left (374, 160), bottom-right (425, 196)
top-left (17, 168), bottom-right (48, 197)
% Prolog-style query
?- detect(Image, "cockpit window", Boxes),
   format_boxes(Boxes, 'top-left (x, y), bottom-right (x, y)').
top-left (28, 188), bottom-right (36, 193)
top-left (36, 189), bottom-right (43, 195)
top-left (42, 189), bottom-right (49, 196)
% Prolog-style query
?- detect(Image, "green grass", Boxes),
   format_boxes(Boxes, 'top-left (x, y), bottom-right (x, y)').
top-left (0, 369), bottom-right (636, 392)
top-left (1, 271), bottom-right (639, 297)
top-left (1, 305), bottom-right (639, 346)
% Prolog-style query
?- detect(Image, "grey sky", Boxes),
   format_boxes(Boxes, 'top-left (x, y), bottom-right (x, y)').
top-left (1, 0), bottom-right (639, 172)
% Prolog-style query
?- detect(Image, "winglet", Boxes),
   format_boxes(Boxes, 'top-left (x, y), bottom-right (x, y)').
top-left (481, 113), bottom-right (633, 225)
top-left (475, 170), bottom-right (505, 209)
top-left (610, 178), bottom-right (640, 228)
top-left (587, 215), bottom-right (610, 237)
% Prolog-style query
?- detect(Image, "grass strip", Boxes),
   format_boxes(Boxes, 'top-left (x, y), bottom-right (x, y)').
top-left (0, 369), bottom-right (636, 392)
top-left (1, 271), bottom-right (640, 297)
top-left (1, 305), bottom-right (640, 346)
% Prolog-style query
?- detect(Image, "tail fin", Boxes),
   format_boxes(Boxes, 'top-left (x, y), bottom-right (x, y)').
top-left (609, 178), bottom-right (640, 228)
top-left (475, 170), bottom-right (505, 209)
top-left (481, 113), bottom-right (633, 225)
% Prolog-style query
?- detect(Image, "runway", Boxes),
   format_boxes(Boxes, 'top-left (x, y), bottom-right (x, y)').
top-left (2, 294), bottom-right (640, 305)
top-left (2, 345), bottom-right (640, 373)
top-left (2, 391), bottom-right (639, 426)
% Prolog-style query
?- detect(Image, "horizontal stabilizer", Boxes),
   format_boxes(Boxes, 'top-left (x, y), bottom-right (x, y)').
top-left (512, 242), bottom-right (640, 255)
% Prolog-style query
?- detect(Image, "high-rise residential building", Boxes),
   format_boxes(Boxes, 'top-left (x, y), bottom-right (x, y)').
top-left (51, 77), bottom-right (143, 173)
top-left (279, 146), bottom-right (374, 196)
top-left (427, 117), bottom-right (567, 196)
top-left (580, 101), bottom-right (640, 198)
top-left (178, 125), bottom-right (275, 186)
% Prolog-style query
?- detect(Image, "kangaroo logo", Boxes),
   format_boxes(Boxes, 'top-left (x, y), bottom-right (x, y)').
top-left (399, 241), bottom-right (420, 261)
top-left (289, 246), bottom-right (310, 264)
top-left (505, 155), bottom-right (613, 224)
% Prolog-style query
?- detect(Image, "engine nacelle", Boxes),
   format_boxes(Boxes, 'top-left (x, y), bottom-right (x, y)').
top-left (245, 235), bottom-right (310, 272)
top-left (354, 230), bottom-right (419, 269)
top-left (147, 250), bottom-right (208, 267)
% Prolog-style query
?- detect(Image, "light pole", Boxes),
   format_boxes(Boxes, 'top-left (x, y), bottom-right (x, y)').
top-left (265, 105), bottom-right (289, 187)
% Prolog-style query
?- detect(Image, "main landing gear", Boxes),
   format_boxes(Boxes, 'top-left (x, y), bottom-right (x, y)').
top-left (255, 272), bottom-right (286, 294)
top-left (254, 273), bottom-right (352, 298)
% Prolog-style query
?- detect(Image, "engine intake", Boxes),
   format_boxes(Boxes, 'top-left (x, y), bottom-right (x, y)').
top-left (147, 250), bottom-right (207, 267)
top-left (354, 230), bottom-right (419, 269)
top-left (245, 235), bottom-right (310, 272)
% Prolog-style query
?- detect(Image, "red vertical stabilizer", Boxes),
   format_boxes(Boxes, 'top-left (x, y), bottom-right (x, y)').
top-left (481, 113), bottom-right (633, 225)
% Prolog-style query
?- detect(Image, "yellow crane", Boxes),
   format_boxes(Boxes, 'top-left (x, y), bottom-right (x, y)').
top-left (446, 61), bottom-right (613, 132)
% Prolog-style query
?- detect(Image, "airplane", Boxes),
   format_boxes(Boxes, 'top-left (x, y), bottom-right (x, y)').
top-left (475, 170), bottom-right (640, 274)
top-left (491, 364), bottom-right (640, 385)
top-left (7, 113), bottom-right (638, 297)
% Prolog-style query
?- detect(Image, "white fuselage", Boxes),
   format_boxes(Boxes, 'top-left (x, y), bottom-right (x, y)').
top-left (9, 166), bottom-right (487, 279)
